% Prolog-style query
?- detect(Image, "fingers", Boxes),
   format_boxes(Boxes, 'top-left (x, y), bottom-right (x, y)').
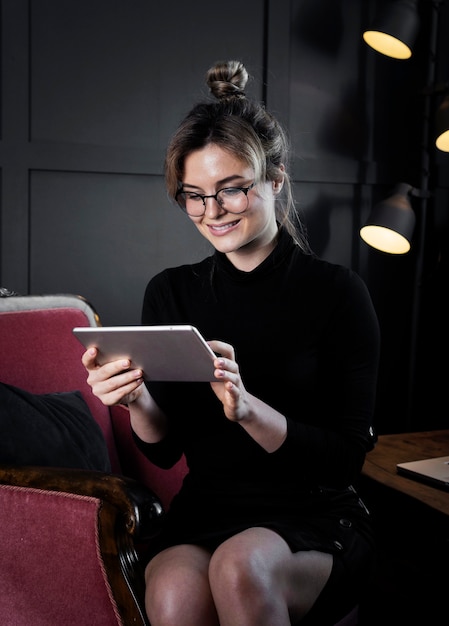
top-left (81, 347), bottom-right (98, 370)
top-left (81, 348), bottom-right (143, 406)
top-left (94, 370), bottom-right (144, 406)
top-left (207, 341), bottom-right (238, 379)
top-left (82, 347), bottom-right (133, 378)
top-left (208, 340), bottom-right (235, 361)
top-left (213, 354), bottom-right (239, 381)
top-left (207, 339), bottom-right (247, 422)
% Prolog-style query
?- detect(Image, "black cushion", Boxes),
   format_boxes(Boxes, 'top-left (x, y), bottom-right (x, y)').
top-left (0, 382), bottom-right (111, 471)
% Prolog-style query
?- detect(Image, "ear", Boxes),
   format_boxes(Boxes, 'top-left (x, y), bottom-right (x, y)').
top-left (272, 165), bottom-right (285, 194)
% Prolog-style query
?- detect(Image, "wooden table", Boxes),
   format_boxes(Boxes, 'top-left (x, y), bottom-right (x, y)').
top-left (360, 430), bottom-right (449, 625)
top-left (362, 429), bottom-right (449, 516)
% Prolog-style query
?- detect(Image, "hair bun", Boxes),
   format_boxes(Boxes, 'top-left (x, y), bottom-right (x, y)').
top-left (206, 60), bottom-right (248, 100)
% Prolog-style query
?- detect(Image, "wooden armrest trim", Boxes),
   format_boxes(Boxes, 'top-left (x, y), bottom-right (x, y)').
top-left (0, 465), bottom-right (161, 625)
top-left (0, 465), bottom-right (164, 539)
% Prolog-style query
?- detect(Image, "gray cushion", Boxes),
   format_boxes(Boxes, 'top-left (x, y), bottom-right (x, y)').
top-left (0, 382), bottom-right (111, 471)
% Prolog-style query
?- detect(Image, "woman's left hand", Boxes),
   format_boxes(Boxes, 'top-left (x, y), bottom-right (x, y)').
top-left (208, 340), bottom-right (287, 452)
top-left (208, 340), bottom-right (250, 423)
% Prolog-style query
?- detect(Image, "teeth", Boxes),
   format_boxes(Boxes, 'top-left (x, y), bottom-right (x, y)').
top-left (211, 221), bottom-right (238, 231)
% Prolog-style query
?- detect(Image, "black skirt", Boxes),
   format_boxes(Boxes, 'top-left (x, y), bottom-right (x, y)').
top-left (143, 475), bottom-right (375, 562)
top-left (141, 479), bottom-right (376, 625)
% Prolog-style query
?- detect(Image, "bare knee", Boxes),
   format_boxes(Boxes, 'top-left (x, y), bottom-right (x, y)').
top-left (208, 530), bottom-right (333, 626)
top-left (145, 560), bottom-right (179, 624)
top-left (209, 538), bottom-right (272, 595)
top-left (144, 545), bottom-right (218, 626)
top-left (209, 536), bottom-right (284, 623)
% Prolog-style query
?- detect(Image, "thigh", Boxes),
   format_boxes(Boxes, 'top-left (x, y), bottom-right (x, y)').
top-left (145, 542), bottom-right (212, 590)
top-left (210, 527), bottom-right (333, 623)
top-left (145, 544), bottom-right (219, 626)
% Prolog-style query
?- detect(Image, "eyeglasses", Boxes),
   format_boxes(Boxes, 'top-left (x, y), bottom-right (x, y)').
top-left (175, 182), bottom-right (256, 217)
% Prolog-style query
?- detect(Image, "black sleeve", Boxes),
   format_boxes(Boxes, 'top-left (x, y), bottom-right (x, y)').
top-left (131, 428), bottom-right (184, 469)
top-left (271, 269), bottom-right (380, 488)
top-left (129, 272), bottom-right (186, 469)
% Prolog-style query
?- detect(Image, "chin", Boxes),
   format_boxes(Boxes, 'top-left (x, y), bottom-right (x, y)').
top-left (204, 229), bottom-right (244, 250)
top-left (210, 241), bottom-right (239, 254)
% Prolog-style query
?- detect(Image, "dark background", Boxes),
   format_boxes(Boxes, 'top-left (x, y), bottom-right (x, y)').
top-left (1, 0), bottom-right (448, 436)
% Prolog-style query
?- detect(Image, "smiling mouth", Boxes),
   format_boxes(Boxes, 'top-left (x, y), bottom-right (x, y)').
top-left (208, 220), bottom-right (240, 232)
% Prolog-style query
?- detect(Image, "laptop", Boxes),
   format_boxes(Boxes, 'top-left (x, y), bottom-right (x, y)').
top-left (397, 455), bottom-right (449, 491)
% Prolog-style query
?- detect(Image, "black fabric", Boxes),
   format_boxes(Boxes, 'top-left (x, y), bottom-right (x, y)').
top-left (134, 227), bottom-right (380, 622)
top-left (0, 382), bottom-right (111, 471)
top-left (135, 228), bottom-right (380, 575)
top-left (140, 228), bottom-right (380, 487)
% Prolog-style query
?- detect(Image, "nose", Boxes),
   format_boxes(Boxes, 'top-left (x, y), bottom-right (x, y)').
top-left (203, 195), bottom-right (224, 217)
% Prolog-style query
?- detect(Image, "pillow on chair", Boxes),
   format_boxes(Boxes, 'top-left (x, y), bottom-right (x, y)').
top-left (0, 382), bottom-right (111, 472)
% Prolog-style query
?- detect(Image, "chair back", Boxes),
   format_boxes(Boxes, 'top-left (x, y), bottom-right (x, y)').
top-left (0, 293), bottom-right (187, 506)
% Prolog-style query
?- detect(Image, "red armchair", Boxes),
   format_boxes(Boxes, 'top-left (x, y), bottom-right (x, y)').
top-left (0, 293), bottom-right (187, 625)
top-left (0, 292), bottom-right (359, 626)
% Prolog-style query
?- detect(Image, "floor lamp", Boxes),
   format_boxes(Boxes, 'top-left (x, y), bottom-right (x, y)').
top-left (362, 0), bottom-right (444, 430)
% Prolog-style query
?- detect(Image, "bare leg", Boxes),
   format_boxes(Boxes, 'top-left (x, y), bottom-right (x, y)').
top-left (209, 527), bottom-right (333, 626)
top-left (144, 528), bottom-right (333, 626)
top-left (144, 544), bottom-right (219, 626)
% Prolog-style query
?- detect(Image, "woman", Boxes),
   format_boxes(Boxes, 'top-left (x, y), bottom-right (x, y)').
top-left (83, 60), bottom-right (380, 626)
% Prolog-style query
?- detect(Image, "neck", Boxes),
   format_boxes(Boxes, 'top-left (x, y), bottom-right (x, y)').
top-left (226, 230), bottom-right (279, 272)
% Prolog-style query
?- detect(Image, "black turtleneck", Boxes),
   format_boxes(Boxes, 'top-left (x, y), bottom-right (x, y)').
top-left (137, 228), bottom-right (380, 497)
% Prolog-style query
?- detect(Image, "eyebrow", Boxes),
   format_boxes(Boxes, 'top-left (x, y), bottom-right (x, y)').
top-left (181, 175), bottom-right (248, 191)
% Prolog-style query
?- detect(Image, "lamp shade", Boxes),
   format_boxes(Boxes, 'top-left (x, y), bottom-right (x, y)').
top-left (360, 183), bottom-right (416, 254)
top-left (362, 0), bottom-right (420, 60)
top-left (435, 94), bottom-right (449, 152)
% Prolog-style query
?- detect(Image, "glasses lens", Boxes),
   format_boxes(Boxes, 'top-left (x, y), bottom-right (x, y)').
top-left (176, 186), bottom-right (252, 216)
top-left (216, 188), bottom-right (249, 214)
top-left (176, 192), bottom-right (204, 216)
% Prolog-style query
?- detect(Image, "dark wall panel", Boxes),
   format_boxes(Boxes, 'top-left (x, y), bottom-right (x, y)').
top-left (294, 180), bottom-right (365, 268)
top-left (30, 0), bottom-right (265, 152)
top-left (289, 0), bottom-right (367, 163)
top-left (29, 170), bottom-right (210, 325)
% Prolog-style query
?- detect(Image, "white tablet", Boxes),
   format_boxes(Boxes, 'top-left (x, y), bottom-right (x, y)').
top-left (73, 325), bottom-right (217, 382)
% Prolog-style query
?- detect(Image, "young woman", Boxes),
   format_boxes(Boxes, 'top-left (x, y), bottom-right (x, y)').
top-left (82, 60), bottom-right (380, 626)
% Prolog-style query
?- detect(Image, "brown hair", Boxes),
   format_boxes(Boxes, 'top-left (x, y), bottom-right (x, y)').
top-left (164, 60), bottom-right (311, 252)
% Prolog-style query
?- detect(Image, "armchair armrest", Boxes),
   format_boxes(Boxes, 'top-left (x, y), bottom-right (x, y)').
top-left (0, 465), bottom-right (165, 539)
top-left (0, 465), bottom-right (164, 626)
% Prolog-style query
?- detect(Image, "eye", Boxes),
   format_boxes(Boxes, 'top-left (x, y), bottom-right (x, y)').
top-left (185, 192), bottom-right (203, 202)
top-left (220, 187), bottom-right (242, 197)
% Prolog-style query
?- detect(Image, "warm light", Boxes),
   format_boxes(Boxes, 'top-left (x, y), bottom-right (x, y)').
top-left (436, 130), bottom-right (449, 151)
top-left (360, 224), bottom-right (411, 254)
top-left (435, 95), bottom-right (449, 152)
top-left (362, 31), bottom-right (412, 60)
top-left (360, 183), bottom-right (416, 255)
top-left (362, 0), bottom-right (420, 60)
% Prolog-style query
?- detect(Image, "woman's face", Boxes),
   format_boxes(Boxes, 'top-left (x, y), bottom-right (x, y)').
top-left (181, 144), bottom-right (281, 270)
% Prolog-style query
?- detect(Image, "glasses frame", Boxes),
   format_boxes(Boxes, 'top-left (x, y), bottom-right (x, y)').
top-left (175, 182), bottom-right (256, 216)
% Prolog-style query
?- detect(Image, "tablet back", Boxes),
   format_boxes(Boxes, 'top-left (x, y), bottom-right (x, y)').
top-left (73, 325), bottom-right (217, 382)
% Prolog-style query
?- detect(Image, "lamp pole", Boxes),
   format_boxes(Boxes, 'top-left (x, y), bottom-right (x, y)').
top-left (406, 0), bottom-right (442, 429)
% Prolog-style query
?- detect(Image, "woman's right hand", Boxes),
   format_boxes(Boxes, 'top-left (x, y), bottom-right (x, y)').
top-left (81, 347), bottom-right (145, 406)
